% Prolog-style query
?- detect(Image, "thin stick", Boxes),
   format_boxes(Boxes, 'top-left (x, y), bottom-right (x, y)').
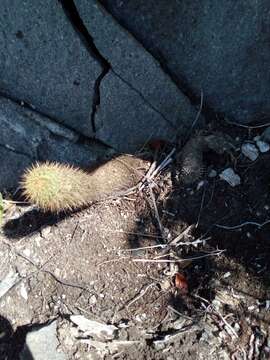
top-left (126, 283), bottom-right (156, 308)
top-left (139, 147), bottom-right (175, 192)
top-left (149, 148), bottom-right (175, 179)
top-left (3, 200), bottom-right (30, 205)
top-left (174, 237), bottom-right (211, 248)
top-left (167, 305), bottom-right (193, 320)
top-left (149, 186), bottom-right (164, 239)
top-left (97, 256), bottom-right (130, 267)
top-left (119, 244), bottom-right (167, 252)
top-left (189, 89), bottom-right (204, 135)
top-left (138, 160), bottom-right (157, 191)
top-left (169, 225), bottom-right (194, 246)
top-left (133, 250), bottom-right (225, 263)
top-left (108, 230), bottom-right (162, 239)
top-left (213, 308), bottom-right (239, 339)
top-left (225, 120), bottom-right (270, 129)
top-left (215, 219), bottom-right (270, 230)
top-left (196, 184), bottom-right (207, 228)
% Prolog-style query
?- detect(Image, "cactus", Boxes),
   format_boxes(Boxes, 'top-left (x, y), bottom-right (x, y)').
top-left (21, 156), bottom-right (143, 212)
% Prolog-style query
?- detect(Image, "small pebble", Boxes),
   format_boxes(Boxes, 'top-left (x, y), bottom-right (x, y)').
top-left (241, 143), bottom-right (259, 161)
top-left (261, 126), bottom-right (270, 143)
top-left (219, 168), bottom-right (241, 187)
top-left (20, 283), bottom-right (28, 300)
top-left (234, 323), bottom-right (241, 332)
top-left (196, 180), bottom-right (205, 190)
top-left (256, 140), bottom-right (270, 153)
top-left (89, 295), bottom-right (97, 305)
top-left (23, 248), bottom-right (31, 257)
top-left (41, 226), bottom-right (51, 238)
top-left (208, 169), bottom-right (217, 178)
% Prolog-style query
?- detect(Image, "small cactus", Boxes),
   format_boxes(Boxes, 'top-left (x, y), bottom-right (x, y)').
top-left (21, 156), bottom-right (144, 212)
top-left (21, 162), bottom-right (95, 211)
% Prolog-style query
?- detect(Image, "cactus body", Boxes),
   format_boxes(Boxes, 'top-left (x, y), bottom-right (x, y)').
top-left (21, 156), bottom-right (143, 212)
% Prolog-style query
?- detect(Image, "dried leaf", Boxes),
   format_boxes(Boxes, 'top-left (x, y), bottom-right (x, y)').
top-left (175, 273), bottom-right (188, 294)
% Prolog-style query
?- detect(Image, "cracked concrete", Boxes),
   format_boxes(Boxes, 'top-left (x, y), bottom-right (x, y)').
top-left (59, 0), bottom-right (111, 133)
top-left (0, 0), bottom-right (201, 156)
top-left (94, 70), bottom-right (178, 151)
top-left (0, 0), bottom-right (203, 187)
top-left (99, 0), bottom-right (270, 125)
top-left (73, 0), bottom-right (201, 151)
top-left (0, 0), bottom-right (102, 137)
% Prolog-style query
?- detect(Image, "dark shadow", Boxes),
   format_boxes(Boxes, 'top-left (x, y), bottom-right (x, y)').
top-left (2, 206), bottom-right (86, 240)
top-left (3, 208), bottom-right (63, 240)
top-left (0, 315), bottom-right (34, 360)
top-left (0, 315), bottom-right (13, 359)
top-left (122, 122), bottom-right (270, 323)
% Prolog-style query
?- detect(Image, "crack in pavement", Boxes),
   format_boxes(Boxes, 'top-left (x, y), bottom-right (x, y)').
top-left (59, 0), bottom-right (111, 133)
top-left (111, 69), bottom-right (178, 130)
top-left (97, 0), bottom-right (215, 123)
top-left (59, 0), bottom-right (179, 134)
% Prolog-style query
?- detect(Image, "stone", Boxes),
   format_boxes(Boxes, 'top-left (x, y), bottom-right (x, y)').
top-left (0, 0), bottom-right (102, 137)
top-left (20, 321), bottom-right (66, 360)
top-left (219, 168), bottom-right (241, 187)
top-left (94, 71), bottom-right (177, 151)
top-left (208, 169), bottom-right (217, 178)
top-left (74, 0), bottom-right (201, 151)
top-left (261, 127), bottom-right (270, 143)
top-left (0, 270), bottom-right (20, 299)
top-left (241, 143), bottom-right (259, 161)
top-left (70, 315), bottom-right (118, 341)
top-left (256, 139), bottom-right (270, 153)
top-left (100, 0), bottom-right (270, 124)
top-left (0, 97), bottom-right (112, 190)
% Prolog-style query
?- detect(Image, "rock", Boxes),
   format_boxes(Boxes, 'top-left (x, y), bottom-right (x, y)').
top-left (94, 71), bottom-right (177, 151)
top-left (241, 143), bottom-right (259, 161)
top-left (256, 139), bottom-right (270, 153)
top-left (100, 0), bottom-right (270, 124)
top-left (74, 0), bottom-right (201, 151)
top-left (0, 0), bottom-right (102, 136)
top-left (219, 168), bottom-right (241, 187)
top-left (208, 169), bottom-right (217, 178)
top-left (0, 270), bottom-right (20, 299)
top-left (0, 97), bottom-right (112, 190)
top-left (261, 127), bottom-right (270, 143)
top-left (70, 315), bottom-right (118, 341)
top-left (20, 321), bottom-right (66, 360)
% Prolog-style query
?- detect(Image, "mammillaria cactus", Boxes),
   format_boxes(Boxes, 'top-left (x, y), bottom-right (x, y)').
top-left (21, 155), bottom-right (144, 212)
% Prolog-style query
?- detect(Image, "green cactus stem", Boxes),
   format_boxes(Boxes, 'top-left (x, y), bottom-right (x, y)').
top-left (21, 155), bottom-right (144, 212)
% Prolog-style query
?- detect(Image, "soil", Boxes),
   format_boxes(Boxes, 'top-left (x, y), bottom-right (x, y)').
top-left (0, 120), bottom-right (270, 359)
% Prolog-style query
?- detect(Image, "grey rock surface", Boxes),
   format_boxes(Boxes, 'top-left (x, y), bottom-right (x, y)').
top-left (95, 71), bottom-right (177, 152)
top-left (0, 97), bottom-right (112, 190)
top-left (100, 0), bottom-right (270, 124)
top-left (74, 0), bottom-right (200, 150)
top-left (20, 321), bottom-right (66, 360)
top-left (0, 147), bottom-right (31, 192)
top-left (0, 0), bottom-right (102, 137)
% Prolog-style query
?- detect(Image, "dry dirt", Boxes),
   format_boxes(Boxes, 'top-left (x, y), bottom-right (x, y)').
top-left (0, 121), bottom-right (270, 359)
